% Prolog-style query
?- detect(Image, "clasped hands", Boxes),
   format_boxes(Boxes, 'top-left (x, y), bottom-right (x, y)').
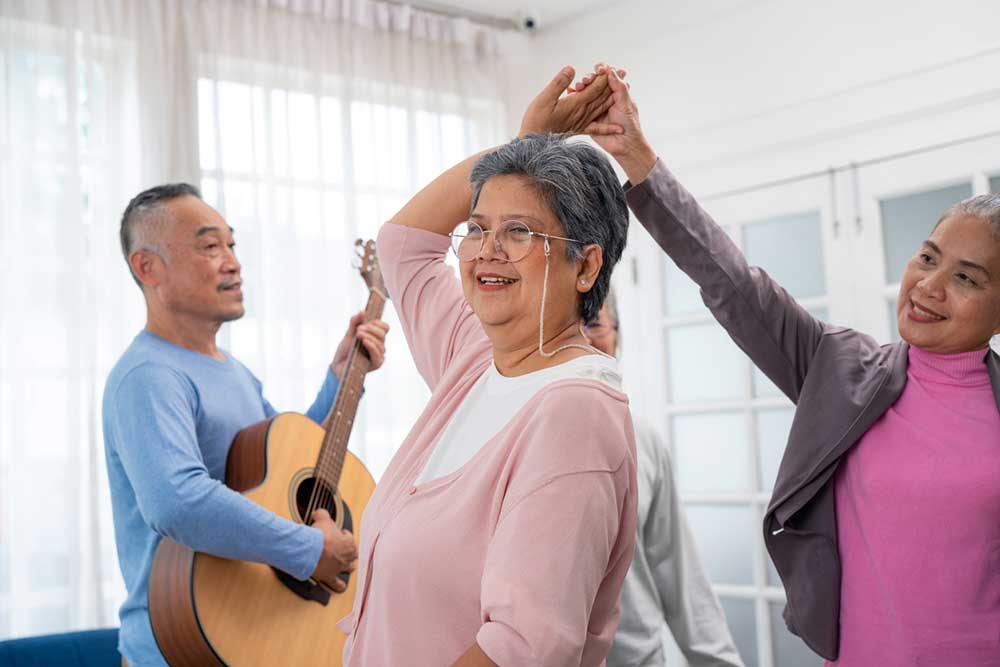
top-left (519, 62), bottom-right (657, 185)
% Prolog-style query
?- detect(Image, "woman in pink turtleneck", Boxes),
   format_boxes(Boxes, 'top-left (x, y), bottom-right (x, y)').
top-left (568, 65), bottom-right (1000, 664)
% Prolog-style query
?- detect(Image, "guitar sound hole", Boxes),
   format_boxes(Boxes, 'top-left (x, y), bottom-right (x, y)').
top-left (293, 476), bottom-right (355, 591)
top-left (294, 477), bottom-right (339, 522)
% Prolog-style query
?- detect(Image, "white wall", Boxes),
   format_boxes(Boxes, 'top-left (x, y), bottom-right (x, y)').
top-left (500, 0), bottom-right (1000, 415)
top-left (515, 0), bottom-right (1000, 188)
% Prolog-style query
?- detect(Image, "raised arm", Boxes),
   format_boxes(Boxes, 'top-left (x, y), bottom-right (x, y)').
top-left (585, 66), bottom-right (825, 401)
top-left (390, 66), bottom-right (619, 235)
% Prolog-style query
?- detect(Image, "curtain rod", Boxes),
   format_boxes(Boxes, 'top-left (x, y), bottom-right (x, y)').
top-left (700, 128), bottom-right (1000, 201)
top-left (381, 1), bottom-right (522, 31)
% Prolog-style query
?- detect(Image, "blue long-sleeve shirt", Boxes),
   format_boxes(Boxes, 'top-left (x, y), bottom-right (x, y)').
top-left (103, 330), bottom-right (340, 666)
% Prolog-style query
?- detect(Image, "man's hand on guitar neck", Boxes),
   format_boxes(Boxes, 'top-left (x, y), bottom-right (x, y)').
top-left (310, 509), bottom-right (358, 593)
top-left (331, 311), bottom-right (390, 381)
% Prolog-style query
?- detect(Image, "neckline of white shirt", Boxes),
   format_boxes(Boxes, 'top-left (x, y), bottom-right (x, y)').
top-left (485, 353), bottom-right (623, 391)
top-left (413, 354), bottom-right (624, 486)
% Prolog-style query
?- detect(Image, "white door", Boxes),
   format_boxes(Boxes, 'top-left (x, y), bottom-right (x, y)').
top-left (649, 172), bottom-right (841, 667)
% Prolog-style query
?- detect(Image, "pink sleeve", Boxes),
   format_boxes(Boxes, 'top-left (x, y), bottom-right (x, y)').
top-left (477, 470), bottom-right (629, 666)
top-left (476, 388), bottom-right (637, 666)
top-left (376, 222), bottom-right (487, 390)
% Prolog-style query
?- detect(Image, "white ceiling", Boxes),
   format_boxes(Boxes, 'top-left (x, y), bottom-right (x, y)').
top-left (411, 0), bottom-right (617, 30)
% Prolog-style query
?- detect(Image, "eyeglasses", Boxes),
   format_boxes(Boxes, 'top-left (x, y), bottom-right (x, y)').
top-left (450, 219), bottom-right (584, 263)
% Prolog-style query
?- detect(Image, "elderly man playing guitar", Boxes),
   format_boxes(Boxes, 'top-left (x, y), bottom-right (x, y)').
top-left (103, 183), bottom-right (387, 667)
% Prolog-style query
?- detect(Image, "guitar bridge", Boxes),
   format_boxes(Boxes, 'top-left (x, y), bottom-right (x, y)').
top-left (271, 567), bottom-right (331, 606)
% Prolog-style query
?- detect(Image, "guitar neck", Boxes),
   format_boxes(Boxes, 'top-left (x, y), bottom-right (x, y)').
top-left (315, 290), bottom-right (386, 490)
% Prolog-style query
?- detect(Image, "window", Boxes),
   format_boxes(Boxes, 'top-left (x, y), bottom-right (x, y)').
top-left (656, 182), bottom-right (831, 667)
top-left (0, 19), bottom-right (139, 637)
top-left (879, 183), bottom-right (973, 284)
top-left (0, 1), bottom-right (508, 642)
top-left (197, 73), bottom-right (501, 479)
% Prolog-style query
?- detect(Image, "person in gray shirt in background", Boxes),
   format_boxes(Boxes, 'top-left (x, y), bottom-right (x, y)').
top-left (584, 291), bottom-right (745, 667)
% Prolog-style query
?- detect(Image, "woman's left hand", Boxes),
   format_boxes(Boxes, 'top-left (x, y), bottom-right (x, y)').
top-left (518, 66), bottom-right (625, 138)
top-left (331, 311), bottom-right (390, 379)
top-left (569, 63), bottom-right (657, 184)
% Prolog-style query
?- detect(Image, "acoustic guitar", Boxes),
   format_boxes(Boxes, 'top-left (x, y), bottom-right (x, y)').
top-left (148, 240), bottom-right (386, 666)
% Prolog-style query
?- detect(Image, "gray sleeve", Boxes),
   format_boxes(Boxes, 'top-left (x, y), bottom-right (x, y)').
top-left (639, 424), bottom-right (745, 667)
top-left (625, 160), bottom-right (826, 403)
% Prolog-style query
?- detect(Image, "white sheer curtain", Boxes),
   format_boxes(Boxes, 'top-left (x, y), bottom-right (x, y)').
top-left (0, 0), bottom-right (507, 638)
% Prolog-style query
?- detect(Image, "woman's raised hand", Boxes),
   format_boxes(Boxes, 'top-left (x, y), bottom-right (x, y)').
top-left (571, 63), bottom-right (657, 184)
top-left (518, 66), bottom-right (624, 138)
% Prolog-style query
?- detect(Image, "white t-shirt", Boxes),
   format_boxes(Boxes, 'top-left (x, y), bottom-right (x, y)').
top-left (416, 353), bottom-right (623, 484)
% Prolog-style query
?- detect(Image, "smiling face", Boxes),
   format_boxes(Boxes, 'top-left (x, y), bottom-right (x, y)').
top-left (896, 213), bottom-right (1000, 354)
top-left (460, 174), bottom-right (596, 350)
top-left (151, 195), bottom-right (245, 324)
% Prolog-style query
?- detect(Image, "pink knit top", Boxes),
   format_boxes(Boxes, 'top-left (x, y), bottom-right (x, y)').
top-left (338, 222), bottom-right (638, 666)
top-left (831, 345), bottom-right (1000, 666)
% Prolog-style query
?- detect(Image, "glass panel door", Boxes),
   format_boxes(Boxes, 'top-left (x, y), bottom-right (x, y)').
top-left (652, 173), bottom-right (840, 667)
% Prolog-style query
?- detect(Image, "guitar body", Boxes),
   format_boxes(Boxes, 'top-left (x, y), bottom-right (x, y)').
top-left (149, 412), bottom-right (375, 667)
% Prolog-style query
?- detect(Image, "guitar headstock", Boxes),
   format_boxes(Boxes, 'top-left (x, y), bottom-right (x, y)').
top-left (355, 239), bottom-right (387, 297)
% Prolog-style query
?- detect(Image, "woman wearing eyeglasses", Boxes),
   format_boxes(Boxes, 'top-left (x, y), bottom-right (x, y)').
top-left (337, 68), bottom-right (637, 667)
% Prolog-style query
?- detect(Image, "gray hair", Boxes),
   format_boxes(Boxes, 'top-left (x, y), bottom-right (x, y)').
top-left (119, 183), bottom-right (202, 286)
top-left (938, 192), bottom-right (1000, 239)
top-left (469, 134), bottom-right (629, 323)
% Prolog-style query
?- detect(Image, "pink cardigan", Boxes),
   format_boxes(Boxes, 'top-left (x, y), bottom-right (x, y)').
top-left (339, 223), bottom-right (638, 666)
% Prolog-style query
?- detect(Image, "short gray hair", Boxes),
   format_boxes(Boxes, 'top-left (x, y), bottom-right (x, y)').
top-left (469, 134), bottom-right (628, 323)
top-left (119, 183), bottom-right (201, 286)
top-left (938, 192), bottom-right (1000, 239)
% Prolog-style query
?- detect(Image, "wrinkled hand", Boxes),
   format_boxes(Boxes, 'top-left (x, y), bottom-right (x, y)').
top-left (570, 63), bottom-right (657, 183)
top-left (310, 508), bottom-right (358, 593)
top-left (331, 311), bottom-right (389, 380)
top-left (518, 66), bottom-right (624, 138)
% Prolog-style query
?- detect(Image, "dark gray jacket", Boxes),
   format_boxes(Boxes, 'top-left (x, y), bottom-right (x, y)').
top-left (624, 160), bottom-right (1000, 660)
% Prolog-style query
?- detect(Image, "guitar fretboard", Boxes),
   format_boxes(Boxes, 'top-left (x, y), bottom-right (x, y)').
top-left (315, 289), bottom-right (386, 491)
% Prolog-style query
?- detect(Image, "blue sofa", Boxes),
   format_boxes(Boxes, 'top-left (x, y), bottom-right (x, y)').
top-left (0, 628), bottom-right (120, 667)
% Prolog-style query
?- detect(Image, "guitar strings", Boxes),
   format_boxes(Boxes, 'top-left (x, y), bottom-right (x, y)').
top-left (307, 286), bottom-right (383, 531)
top-left (315, 325), bottom-right (369, 522)
top-left (320, 321), bottom-right (366, 513)
top-left (305, 382), bottom-right (340, 522)
top-left (306, 340), bottom-right (357, 523)
top-left (307, 250), bottom-right (372, 522)
top-left (312, 343), bottom-right (358, 519)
